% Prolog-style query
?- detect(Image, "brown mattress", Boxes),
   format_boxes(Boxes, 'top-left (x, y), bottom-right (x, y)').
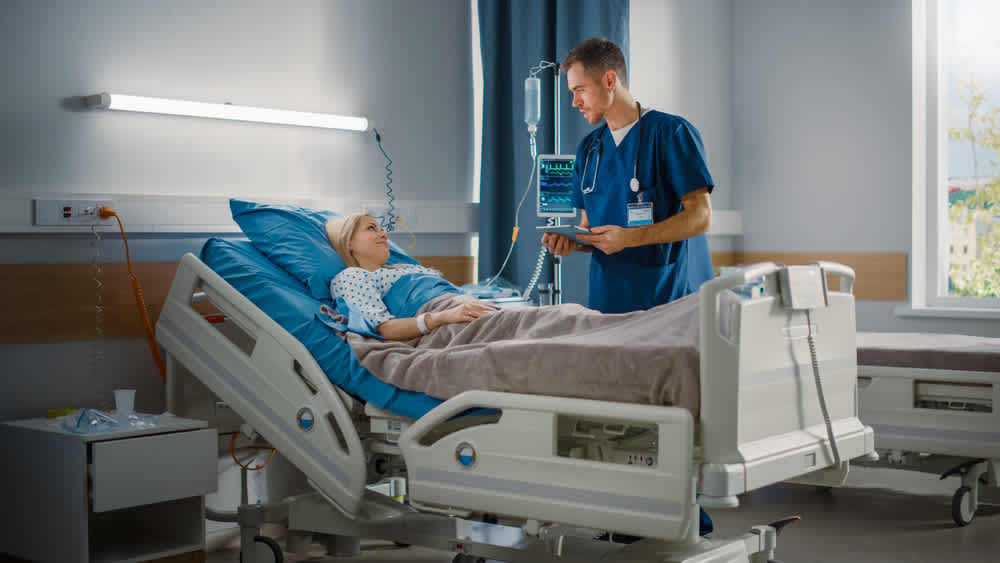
top-left (857, 332), bottom-right (1000, 373)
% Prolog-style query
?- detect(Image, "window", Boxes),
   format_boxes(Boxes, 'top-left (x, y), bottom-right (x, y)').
top-left (910, 0), bottom-right (1000, 315)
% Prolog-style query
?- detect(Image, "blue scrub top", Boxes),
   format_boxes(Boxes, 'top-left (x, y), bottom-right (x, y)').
top-left (570, 110), bottom-right (715, 313)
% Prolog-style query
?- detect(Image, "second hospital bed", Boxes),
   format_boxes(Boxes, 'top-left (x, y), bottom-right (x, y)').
top-left (156, 237), bottom-right (875, 563)
top-left (856, 331), bottom-right (1000, 526)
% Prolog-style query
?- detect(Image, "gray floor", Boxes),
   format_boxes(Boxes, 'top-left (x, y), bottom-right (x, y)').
top-left (205, 465), bottom-right (999, 563)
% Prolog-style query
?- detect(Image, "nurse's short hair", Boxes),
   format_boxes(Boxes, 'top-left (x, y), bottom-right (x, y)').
top-left (562, 37), bottom-right (628, 89)
top-left (325, 213), bottom-right (370, 269)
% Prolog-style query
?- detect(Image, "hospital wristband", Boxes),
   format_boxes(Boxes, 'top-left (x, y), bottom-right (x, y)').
top-left (416, 313), bottom-right (430, 335)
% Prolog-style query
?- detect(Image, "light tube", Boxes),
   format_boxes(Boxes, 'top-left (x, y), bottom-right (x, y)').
top-left (85, 93), bottom-right (368, 131)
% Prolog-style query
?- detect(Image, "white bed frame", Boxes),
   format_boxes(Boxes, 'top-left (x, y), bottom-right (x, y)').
top-left (857, 361), bottom-right (1000, 525)
top-left (156, 254), bottom-right (875, 563)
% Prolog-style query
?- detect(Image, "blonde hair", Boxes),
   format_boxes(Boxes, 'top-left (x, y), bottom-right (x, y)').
top-left (325, 213), bottom-right (372, 268)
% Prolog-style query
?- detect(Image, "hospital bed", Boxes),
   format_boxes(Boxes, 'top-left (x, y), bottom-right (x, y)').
top-left (856, 332), bottom-right (1000, 526)
top-left (155, 242), bottom-right (875, 563)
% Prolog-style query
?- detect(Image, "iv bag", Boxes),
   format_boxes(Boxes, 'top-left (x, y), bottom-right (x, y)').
top-left (524, 76), bottom-right (541, 130)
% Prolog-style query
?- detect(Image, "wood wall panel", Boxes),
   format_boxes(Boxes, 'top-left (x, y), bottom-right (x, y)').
top-left (417, 256), bottom-right (475, 287)
top-left (1, 263), bottom-right (179, 344)
top-left (0, 253), bottom-right (900, 344)
top-left (713, 252), bottom-right (907, 302)
top-left (0, 257), bottom-right (476, 345)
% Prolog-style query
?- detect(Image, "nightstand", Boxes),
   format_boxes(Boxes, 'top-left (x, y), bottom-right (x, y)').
top-left (0, 415), bottom-right (216, 563)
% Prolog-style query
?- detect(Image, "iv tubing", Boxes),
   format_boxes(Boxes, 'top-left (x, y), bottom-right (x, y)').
top-left (484, 148), bottom-right (537, 287)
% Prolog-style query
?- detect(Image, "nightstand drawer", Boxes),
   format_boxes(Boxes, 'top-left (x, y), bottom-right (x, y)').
top-left (91, 428), bottom-right (216, 512)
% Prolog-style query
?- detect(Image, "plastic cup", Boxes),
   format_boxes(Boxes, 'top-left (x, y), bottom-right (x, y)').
top-left (114, 389), bottom-right (136, 415)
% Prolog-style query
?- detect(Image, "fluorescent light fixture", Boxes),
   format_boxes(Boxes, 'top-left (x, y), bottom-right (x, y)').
top-left (85, 92), bottom-right (368, 131)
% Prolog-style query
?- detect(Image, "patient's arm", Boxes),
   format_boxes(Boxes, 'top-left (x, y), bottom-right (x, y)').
top-left (376, 301), bottom-right (498, 341)
top-left (376, 317), bottom-right (429, 341)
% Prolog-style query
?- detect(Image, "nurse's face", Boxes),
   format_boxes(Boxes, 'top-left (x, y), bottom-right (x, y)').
top-left (350, 215), bottom-right (390, 270)
top-left (567, 62), bottom-right (613, 125)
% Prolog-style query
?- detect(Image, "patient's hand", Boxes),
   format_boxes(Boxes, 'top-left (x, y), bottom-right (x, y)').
top-left (434, 301), bottom-right (497, 327)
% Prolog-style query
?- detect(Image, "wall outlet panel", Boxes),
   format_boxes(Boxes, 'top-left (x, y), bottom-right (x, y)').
top-left (33, 199), bottom-right (113, 226)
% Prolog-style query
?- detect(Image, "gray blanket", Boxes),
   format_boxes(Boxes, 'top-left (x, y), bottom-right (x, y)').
top-left (339, 293), bottom-right (703, 417)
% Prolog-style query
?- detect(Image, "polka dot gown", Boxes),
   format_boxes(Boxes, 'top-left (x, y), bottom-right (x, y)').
top-left (331, 265), bottom-right (439, 327)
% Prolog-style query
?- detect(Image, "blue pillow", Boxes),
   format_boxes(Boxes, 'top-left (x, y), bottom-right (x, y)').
top-left (200, 237), bottom-right (443, 419)
top-left (230, 199), bottom-right (418, 301)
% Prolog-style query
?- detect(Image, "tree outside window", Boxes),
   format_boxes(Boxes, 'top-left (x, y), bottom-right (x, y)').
top-left (944, 0), bottom-right (1000, 298)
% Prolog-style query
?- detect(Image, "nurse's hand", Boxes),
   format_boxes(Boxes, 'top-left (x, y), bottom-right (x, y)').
top-left (541, 232), bottom-right (577, 257)
top-left (578, 225), bottom-right (628, 255)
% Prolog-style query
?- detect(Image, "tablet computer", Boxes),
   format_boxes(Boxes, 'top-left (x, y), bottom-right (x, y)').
top-left (536, 224), bottom-right (593, 245)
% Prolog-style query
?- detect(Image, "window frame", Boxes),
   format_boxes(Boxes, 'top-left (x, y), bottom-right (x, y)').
top-left (905, 0), bottom-right (1000, 318)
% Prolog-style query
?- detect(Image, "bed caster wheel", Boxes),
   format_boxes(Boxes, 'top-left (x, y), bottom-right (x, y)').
top-left (952, 486), bottom-right (976, 526)
top-left (453, 554), bottom-right (486, 563)
top-left (240, 535), bottom-right (283, 563)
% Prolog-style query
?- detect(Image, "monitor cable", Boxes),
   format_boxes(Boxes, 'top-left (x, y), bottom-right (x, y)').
top-left (372, 128), bottom-right (398, 232)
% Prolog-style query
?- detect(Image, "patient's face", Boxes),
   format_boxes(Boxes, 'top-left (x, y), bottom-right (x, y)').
top-left (350, 215), bottom-right (390, 270)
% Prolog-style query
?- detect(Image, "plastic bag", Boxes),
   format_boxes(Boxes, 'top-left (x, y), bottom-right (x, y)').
top-left (58, 408), bottom-right (162, 434)
top-left (59, 408), bottom-right (120, 434)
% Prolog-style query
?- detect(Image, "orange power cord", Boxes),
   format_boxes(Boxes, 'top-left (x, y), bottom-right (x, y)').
top-left (230, 432), bottom-right (277, 471)
top-left (98, 206), bottom-right (167, 382)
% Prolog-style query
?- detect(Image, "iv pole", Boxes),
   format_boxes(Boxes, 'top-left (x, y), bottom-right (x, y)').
top-left (551, 66), bottom-right (563, 305)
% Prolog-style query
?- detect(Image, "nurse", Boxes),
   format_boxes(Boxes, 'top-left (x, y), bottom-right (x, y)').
top-left (541, 37), bottom-right (715, 314)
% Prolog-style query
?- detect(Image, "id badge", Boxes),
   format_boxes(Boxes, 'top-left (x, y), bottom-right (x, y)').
top-left (627, 201), bottom-right (653, 226)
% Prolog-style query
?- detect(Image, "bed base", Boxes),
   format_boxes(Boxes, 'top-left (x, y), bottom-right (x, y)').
top-left (157, 254), bottom-right (875, 562)
top-left (280, 489), bottom-right (789, 563)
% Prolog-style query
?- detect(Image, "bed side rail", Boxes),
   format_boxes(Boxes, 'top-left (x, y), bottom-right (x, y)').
top-left (156, 253), bottom-right (367, 517)
top-left (398, 391), bottom-right (698, 541)
top-left (698, 262), bottom-right (875, 504)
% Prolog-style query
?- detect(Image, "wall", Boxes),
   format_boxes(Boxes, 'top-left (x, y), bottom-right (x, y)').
top-left (630, 0), bottom-right (733, 212)
top-left (0, 0), bottom-right (474, 421)
top-left (634, 0), bottom-right (996, 336)
top-left (732, 0), bottom-right (996, 335)
top-left (630, 0), bottom-right (738, 254)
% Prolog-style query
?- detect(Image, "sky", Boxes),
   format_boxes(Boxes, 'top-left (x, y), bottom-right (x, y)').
top-left (945, 0), bottom-right (1000, 180)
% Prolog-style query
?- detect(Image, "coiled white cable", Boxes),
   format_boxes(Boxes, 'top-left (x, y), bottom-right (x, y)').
top-left (521, 243), bottom-right (550, 303)
top-left (806, 309), bottom-right (841, 468)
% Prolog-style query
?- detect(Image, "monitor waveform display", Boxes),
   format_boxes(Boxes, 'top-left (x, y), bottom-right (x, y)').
top-left (537, 155), bottom-right (576, 217)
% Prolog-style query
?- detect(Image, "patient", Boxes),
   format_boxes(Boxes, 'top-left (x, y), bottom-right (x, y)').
top-left (325, 214), bottom-right (497, 341)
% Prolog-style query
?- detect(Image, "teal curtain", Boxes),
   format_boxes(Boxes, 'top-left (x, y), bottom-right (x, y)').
top-left (478, 0), bottom-right (629, 304)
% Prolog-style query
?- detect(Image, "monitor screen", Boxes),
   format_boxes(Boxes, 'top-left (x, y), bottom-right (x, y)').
top-left (537, 154), bottom-right (577, 218)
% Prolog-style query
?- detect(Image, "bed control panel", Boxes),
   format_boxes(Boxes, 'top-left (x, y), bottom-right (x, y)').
top-left (778, 265), bottom-right (829, 310)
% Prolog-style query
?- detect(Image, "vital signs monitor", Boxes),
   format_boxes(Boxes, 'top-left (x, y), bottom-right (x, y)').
top-left (537, 154), bottom-right (576, 218)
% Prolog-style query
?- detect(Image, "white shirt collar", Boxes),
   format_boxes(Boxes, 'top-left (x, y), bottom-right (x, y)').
top-left (609, 106), bottom-right (651, 146)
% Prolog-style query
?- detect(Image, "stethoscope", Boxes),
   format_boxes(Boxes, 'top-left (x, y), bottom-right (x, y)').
top-left (581, 101), bottom-right (643, 195)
